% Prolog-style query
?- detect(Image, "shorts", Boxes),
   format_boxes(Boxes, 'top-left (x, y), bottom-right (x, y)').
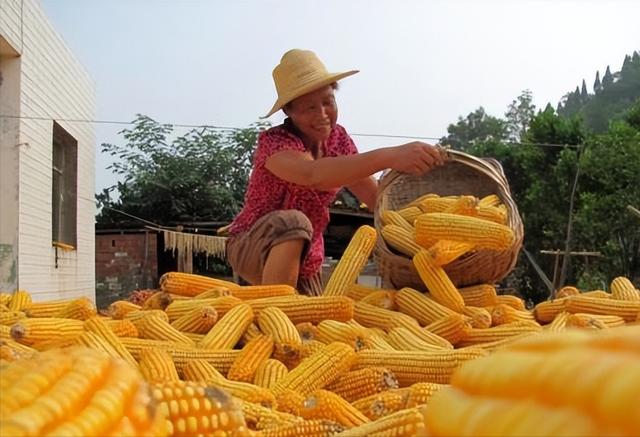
top-left (226, 209), bottom-right (323, 296)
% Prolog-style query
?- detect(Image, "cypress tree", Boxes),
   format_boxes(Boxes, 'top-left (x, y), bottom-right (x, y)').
top-left (581, 79), bottom-right (588, 98)
top-left (602, 65), bottom-right (613, 88)
top-left (593, 70), bottom-right (602, 94)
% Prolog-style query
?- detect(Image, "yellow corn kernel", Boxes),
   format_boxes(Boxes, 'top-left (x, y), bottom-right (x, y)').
top-left (533, 298), bottom-right (568, 323)
top-left (381, 209), bottom-right (415, 233)
top-left (104, 318), bottom-right (139, 337)
top-left (84, 316), bottom-right (139, 369)
top-left (9, 317), bottom-right (84, 346)
top-left (0, 311), bottom-right (25, 326)
top-left (565, 295), bottom-right (640, 322)
top-left (7, 290), bottom-right (31, 311)
top-left (254, 358), bottom-right (289, 389)
top-left (495, 293), bottom-right (526, 310)
top-left (395, 287), bottom-right (456, 326)
top-left (248, 295), bottom-right (354, 325)
top-left (351, 388), bottom-right (412, 420)
top-left (490, 304), bottom-right (535, 326)
top-left (164, 295), bottom-right (242, 321)
top-left (301, 389), bottom-right (370, 427)
top-left (359, 290), bottom-right (397, 310)
top-left (381, 224), bottom-right (422, 257)
top-left (199, 303), bottom-right (254, 349)
top-left (426, 240), bottom-right (476, 267)
top-left (227, 334), bottom-right (274, 383)
top-left (610, 276), bottom-right (639, 301)
top-left (338, 406), bottom-right (427, 437)
top-left (193, 286), bottom-right (231, 299)
top-left (170, 305), bottom-right (218, 334)
top-left (478, 194), bottom-right (501, 207)
top-left (415, 212), bottom-right (515, 250)
top-left (159, 271), bottom-right (240, 297)
top-left (272, 342), bottom-right (357, 396)
top-left (295, 322), bottom-right (319, 343)
top-left (323, 225), bottom-right (377, 296)
top-left (462, 306), bottom-right (492, 329)
top-left (231, 284), bottom-right (297, 300)
top-left (316, 319), bottom-right (372, 352)
top-left (257, 306), bottom-right (302, 365)
top-left (457, 321), bottom-right (542, 348)
top-left (139, 348), bottom-right (180, 383)
top-left (424, 313), bottom-right (470, 346)
top-left (413, 250), bottom-right (466, 313)
top-left (396, 206), bottom-right (423, 224)
top-left (141, 291), bottom-right (173, 311)
top-left (555, 285), bottom-right (580, 299)
top-left (106, 300), bottom-right (141, 319)
top-left (325, 366), bottom-right (399, 403)
top-left (150, 380), bottom-right (249, 436)
top-left (136, 313), bottom-right (195, 345)
top-left (458, 284), bottom-right (499, 307)
top-left (54, 297), bottom-right (97, 320)
top-left (386, 327), bottom-right (447, 352)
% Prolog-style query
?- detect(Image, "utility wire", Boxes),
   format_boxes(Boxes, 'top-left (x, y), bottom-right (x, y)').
top-left (0, 114), bottom-right (580, 148)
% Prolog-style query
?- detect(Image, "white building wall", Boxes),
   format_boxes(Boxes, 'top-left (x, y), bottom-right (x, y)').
top-left (0, 0), bottom-right (96, 302)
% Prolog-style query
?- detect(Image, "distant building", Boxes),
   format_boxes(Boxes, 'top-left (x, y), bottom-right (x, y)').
top-left (0, 0), bottom-right (96, 301)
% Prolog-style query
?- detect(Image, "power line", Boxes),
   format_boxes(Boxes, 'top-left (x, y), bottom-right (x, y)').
top-left (0, 114), bottom-right (580, 148)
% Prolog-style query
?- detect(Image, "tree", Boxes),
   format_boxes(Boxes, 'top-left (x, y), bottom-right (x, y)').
top-left (96, 114), bottom-right (269, 226)
top-left (439, 107), bottom-right (507, 150)
top-left (593, 70), bottom-right (602, 94)
top-left (580, 79), bottom-right (588, 100)
top-left (602, 65), bottom-right (614, 89)
top-left (505, 90), bottom-right (536, 142)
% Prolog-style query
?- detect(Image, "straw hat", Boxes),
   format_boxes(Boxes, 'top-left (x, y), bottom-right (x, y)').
top-left (262, 49), bottom-right (359, 118)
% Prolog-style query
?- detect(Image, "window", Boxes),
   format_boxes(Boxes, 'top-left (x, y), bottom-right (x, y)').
top-left (52, 122), bottom-right (77, 248)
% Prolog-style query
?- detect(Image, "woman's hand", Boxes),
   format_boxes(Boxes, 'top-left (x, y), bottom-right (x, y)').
top-left (389, 142), bottom-right (445, 175)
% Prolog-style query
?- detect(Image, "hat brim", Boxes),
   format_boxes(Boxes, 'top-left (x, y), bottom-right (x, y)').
top-left (261, 70), bottom-right (359, 119)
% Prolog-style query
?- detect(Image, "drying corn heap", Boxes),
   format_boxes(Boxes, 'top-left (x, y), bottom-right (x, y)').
top-left (1, 192), bottom-right (639, 436)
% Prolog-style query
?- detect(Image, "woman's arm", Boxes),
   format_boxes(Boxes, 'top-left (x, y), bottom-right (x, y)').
top-left (265, 141), bottom-right (443, 191)
top-left (346, 176), bottom-right (378, 212)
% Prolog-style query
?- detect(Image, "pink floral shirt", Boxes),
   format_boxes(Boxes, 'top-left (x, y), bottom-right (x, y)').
top-left (229, 121), bottom-right (358, 278)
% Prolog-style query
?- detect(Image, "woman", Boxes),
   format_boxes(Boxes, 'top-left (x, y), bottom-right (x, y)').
top-left (226, 49), bottom-right (444, 296)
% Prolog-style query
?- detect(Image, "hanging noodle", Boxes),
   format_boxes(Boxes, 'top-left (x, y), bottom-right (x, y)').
top-left (158, 228), bottom-right (227, 259)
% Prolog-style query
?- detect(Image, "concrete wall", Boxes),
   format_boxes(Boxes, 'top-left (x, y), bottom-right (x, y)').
top-left (0, 0), bottom-right (96, 301)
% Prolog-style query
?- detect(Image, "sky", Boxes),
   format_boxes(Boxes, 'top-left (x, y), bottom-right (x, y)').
top-left (40, 0), bottom-right (640, 195)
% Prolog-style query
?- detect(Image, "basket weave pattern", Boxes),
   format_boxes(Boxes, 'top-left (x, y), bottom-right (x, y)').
top-left (373, 150), bottom-right (524, 290)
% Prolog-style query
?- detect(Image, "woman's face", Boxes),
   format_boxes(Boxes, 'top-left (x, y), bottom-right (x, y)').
top-left (285, 85), bottom-right (338, 144)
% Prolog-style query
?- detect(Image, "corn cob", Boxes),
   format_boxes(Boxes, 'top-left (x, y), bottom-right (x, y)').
top-left (581, 290), bottom-right (611, 298)
top-left (395, 287), bottom-right (456, 326)
top-left (424, 313), bottom-right (470, 346)
top-left (106, 300), bottom-right (141, 319)
top-left (345, 283), bottom-right (380, 301)
top-left (139, 347), bottom-right (180, 382)
top-left (169, 304), bottom-right (218, 334)
top-left (396, 206), bottom-right (422, 224)
top-left (231, 284), bottom-right (297, 300)
top-left (462, 306), bottom-right (492, 329)
top-left (354, 348), bottom-right (487, 386)
top-left (136, 313), bottom-right (195, 345)
top-left (457, 321), bottom-right (542, 348)
top-left (415, 196), bottom-right (462, 213)
top-left (248, 295), bottom-right (354, 324)
top-left (0, 293), bottom-right (12, 307)
top-left (316, 319), bottom-right (372, 352)
top-left (301, 389), bottom-right (370, 427)
top-left (119, 336), bottom-right (240, 374)
top-left (565, 295), bottom-right (640, 322)
top-left (159, 271), bottom-right (240, 297)
top-left (7, 290), bottom-right (31, 311)
top-left (555, 285), bottom-right (580, 299)
top-left (141, 291), bottom-right (173, 310)
top-left (193, 286), bottom-right (231, 299)
top-left (0, 311), bottom-right (25, 326)
top-left (199, 303), bottom-right (254, 349)
top-left (21, 300), bottom-right (71, 317)
top-left (84, 316), bottom-right (139, 369)
top-left (495, 293), bottom-right (526, 310)
top-left (254, 358), bottom-right (289, 389)
top-left (381, 209), bottom-right (415, 233)
top-left (239, 321), bottom-right (262, 347)
top-left (415, 212), bottom-right (515, 250)
top-left (381, 224), bottom-right (422, 257)
top-left (426, 240), bottom-right (475, 267)
top-left (565, 313), bottom-right (608, 330)
top-left (76, 331), bottom-right (120, 357)
top-left (272, 342), bottom-right (357, 396)
top-left (240, 399), bottom-right (301, 430)
top-left (296, 322), bottom-right (319, 342)
top-left (150, 380), bottom-right (249, 436)
top-left (227, 334), bottom-right (274, 383)
top-left (9, 317), bottom-right (84, 346)
top-left (571, 312), bottom-right (626, 328)
top-left (457, 283), bottom-right (499, 307)
top-left (182, 359), bottom-right (277, 408)
top-left (490, 303), bottom-right (535, 326)
top-left (323, 225), bottom-right (377, 296)
top-left (259, 419), bottom-right (345, 437)
top-left (165, 295), bottom-right (242, 321)
top-left (610, 276), bottom-right (639, 301)
top-left (386, 327), bottom-right (446, 352)
top-left (257, 306), bottom-right (302, 364)
top-left (404, 382), bottom-right (446, 407)
top-left (325, 366), bottom-right (399, 402)
top-left (0, 339), bottom-right (37, 361)
top-left (533, 298), bottom-right (568, 323)
top-left (425, 326), bottom-right (640, 436)
top-left (478, 193), bottom-right (501, 207)
top-left (544, 311), bottom-right (569, 332)
top-left (0, 346), bottom-right (167, 436)
top-left (359, 290), bottom-right (397, 310)
top-left (104, 318), bottom-right (139, 337)
top-left (413, 250), bottom-right (465, 312)
top-left (275, 388), bottom-right (306, 415)
top-left (124, 308), bottom-right (170, 325)
top-left (351, 388), bottom-right (412, 420)
top-left (54, 297), bottom-right (97, 320)
top-left (338, 406), bottom-right (427, 437)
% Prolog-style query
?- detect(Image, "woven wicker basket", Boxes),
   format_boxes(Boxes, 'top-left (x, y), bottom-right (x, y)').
top-left (374, 149), bottom-right (524, 290)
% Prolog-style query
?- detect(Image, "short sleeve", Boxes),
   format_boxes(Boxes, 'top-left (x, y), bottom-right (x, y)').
top-left (329, 124), bottom-right (358, 157)
top-left (254, 127), bottom-right (304, 168)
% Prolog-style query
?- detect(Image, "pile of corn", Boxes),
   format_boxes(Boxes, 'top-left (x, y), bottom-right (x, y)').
top-left (1, 195), bottom-right (639, 436)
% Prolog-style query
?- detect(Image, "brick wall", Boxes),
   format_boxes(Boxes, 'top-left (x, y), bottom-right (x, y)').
top-left (95, 232), bottom-right (158, 309)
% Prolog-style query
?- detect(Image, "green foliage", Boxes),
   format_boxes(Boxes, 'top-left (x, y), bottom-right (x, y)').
top-left (96, 114), bottom-right (269, 226)
top-left (505, 89), bottom-right (536, 141)
top-left (439, 107), bottom-right (507, 150)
